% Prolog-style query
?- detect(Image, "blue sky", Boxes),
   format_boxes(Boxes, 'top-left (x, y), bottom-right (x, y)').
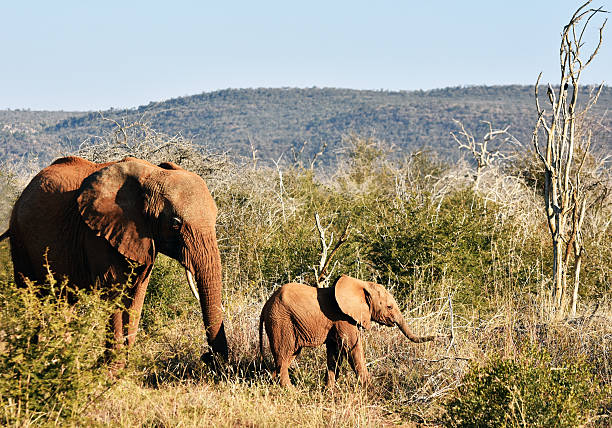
top-left (2, 1), bottom-right (609, 111)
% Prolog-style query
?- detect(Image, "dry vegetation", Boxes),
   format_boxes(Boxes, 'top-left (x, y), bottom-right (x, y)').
top-left (1, 120), bottom-right (610, 426)
top-left (1, 4), bottom-right (611, 426)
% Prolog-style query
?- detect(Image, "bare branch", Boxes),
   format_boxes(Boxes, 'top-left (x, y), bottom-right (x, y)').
top-left (309, 141), bottom-right (328, 170)
top-left (314, 213), bottom-right (351, 286)
top-left (452, 119), bottom-right (520, 190)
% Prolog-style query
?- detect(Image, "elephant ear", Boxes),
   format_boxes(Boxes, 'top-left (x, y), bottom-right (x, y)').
top-left (158, 161), bottom-right (183, 171)
top-left (77, 160), bottom-right (154, 266)
top-left (334, 275), bottom-right (371, 329)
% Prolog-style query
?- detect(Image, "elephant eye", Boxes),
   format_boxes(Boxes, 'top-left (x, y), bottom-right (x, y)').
top-left (171, 216), bottom-right (183, 230)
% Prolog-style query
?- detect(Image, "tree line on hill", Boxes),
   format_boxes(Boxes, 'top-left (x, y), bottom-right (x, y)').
top-left (2, 85), bottom-right (611, 168)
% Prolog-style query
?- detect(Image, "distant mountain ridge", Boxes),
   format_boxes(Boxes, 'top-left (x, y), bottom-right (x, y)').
top-left (2, 86), bottom-right (611, 167)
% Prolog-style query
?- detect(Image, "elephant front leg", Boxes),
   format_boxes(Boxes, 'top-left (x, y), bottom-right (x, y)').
top-left (110, 309), bottom-right (125, 347)
top-left (106, 273), bottom-right (150, 374)
top-left (125, 274), bottom-right (151, 347)
top-left (347, 337), bottom-right (370, 385)
top-left (105, 309), bottom-right (127, 375)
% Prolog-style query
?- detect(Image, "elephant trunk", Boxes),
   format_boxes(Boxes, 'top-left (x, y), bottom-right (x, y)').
top-left (186, 226), bottom-right (228, 360)
top-left (396, 316), bottom-right (436, 344)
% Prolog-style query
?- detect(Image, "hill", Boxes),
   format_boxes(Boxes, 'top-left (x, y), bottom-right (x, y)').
top-left (2, 85), bottom-right (611, 166)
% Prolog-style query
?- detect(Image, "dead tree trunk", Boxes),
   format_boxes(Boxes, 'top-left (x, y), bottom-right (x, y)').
top-left (532, 0), bottom-right (606, 316)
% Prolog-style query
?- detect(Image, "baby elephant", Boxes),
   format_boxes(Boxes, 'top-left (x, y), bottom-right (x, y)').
top-left (259, 275), bottom-right (437, 387)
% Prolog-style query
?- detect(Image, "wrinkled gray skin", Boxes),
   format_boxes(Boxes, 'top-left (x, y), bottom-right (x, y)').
top-left (259, 275), bottom-right (437, 387)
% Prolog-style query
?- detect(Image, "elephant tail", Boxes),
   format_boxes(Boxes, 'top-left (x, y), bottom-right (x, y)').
top-left (258, 310), bottom-right (272, 374)
top-left (0, 230), bottom-right (9, 241)
top-left (258, 311), bottom-right (266, 358)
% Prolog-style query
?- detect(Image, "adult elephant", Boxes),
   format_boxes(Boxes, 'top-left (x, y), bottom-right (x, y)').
top-left (0, 156), bottom-right (228, 360)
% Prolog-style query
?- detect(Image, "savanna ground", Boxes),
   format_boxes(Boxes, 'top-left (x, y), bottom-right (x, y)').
top-left (0, 126), bottom-right (610, 427)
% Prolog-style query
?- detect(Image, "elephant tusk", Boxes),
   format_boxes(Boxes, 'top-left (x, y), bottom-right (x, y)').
top-left (185, 269), bottom-right (201, 303)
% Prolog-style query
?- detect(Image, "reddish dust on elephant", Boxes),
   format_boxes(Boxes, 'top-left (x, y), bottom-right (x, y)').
top-left (259, 275), bottom-right (438, 387)
top-left (0, 156), bottom-right (228, 361)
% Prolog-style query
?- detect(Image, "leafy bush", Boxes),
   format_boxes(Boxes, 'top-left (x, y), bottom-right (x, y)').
top-left (443, 348), bottom-right (608, 427)
top-left (0, 277), bottom-right (115, 425)
top-left (140, 254), bottom-right (197, 332)
top-left (363, 190), bottom-right (499, 301)
top-left (0, 241), bottom-right (12, 284)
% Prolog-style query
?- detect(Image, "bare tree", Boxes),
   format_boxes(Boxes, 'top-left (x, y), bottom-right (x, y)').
top-left (313, 213), bottom-right (351, 287)
top-left (451, 120), bottom-right (520, 190)
top-left (73, 114), bottom-right (233, 186)
top-left (532, 1), bottom-right (607, 316)
top-left (291, 139), bottom-right (328, 171)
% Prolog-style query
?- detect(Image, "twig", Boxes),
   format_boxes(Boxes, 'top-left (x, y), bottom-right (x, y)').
top-left (446, 294), bottom-right (456, 355)
top-left (412, 356), bottom-right (471, 363)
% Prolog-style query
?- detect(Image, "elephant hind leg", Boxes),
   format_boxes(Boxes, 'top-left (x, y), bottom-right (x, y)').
top-left (276, 349), bottom-right (299, 387)
top-left (325, 340), bottom-right (345, 388)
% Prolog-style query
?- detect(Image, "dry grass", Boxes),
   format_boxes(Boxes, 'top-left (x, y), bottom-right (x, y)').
top-left (85, 379), bottom-right (401, 427)
top-left (74, 287), bottom-right (611, 427)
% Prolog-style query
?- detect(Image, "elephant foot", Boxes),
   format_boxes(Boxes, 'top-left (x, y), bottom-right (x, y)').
top-left (200, 351), bottom-right (226, 374)
top-left (98, 345), bottom-right (128, 379)
top-left (324, 374), bottom-right (336, 389)
top-left (107, 359), bottom-right (126, 379)
top-left (435, 334), bottom-right (453, 344)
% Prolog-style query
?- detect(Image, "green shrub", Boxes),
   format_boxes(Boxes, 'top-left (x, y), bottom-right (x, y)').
top-left (443, 348), bottom-right (608, 427)
top-left (0, 277), bottom-right (115, 425)
top-left (0, 241), bottom-right (12, 284)
top-left (362, 190), bottom-right (500, 302)
top-left (141, 254), bottom-right (197, 332)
